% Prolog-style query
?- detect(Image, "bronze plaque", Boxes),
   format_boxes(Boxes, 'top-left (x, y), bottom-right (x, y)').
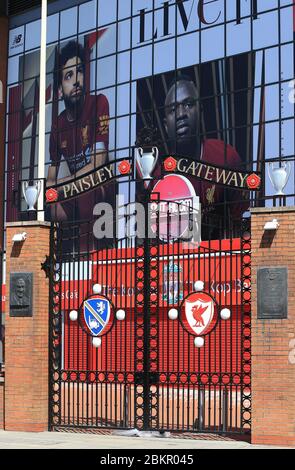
top-left (9, 273), bottom-right (33, 317)
top-left (257, 267), bottom-right (287, 319)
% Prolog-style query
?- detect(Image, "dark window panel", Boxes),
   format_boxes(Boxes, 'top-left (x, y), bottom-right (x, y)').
top-left (8, 0), bottom-right (41, 16)
top-left (7, 0), bottom-right (56, 16)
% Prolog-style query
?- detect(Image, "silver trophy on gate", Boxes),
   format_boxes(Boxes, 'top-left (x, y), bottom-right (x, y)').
top-left (22, 179), bottom-right (42, 211)
top-left (135, 126), bottom-right (160, 187)
top-left (136, 146), bottom-right (159, 182)
top-left (267, 161), bottom-right (291, 196)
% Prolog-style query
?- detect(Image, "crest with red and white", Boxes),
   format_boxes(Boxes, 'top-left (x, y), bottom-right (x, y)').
top-left (180, 292), bottom-right (218, 337)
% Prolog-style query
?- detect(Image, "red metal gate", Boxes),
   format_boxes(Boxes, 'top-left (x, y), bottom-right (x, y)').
top-left (49, 211), bottom-right (251, 434)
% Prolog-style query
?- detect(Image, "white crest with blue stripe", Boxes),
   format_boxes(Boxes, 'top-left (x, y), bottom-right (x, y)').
top-left (83, 295), bottom-right (111, 336)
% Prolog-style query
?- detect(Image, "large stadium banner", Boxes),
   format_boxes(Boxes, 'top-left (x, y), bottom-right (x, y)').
top-left (5, 1), bottom-right (295, 225)
top-left (6, 24), bottom-right (117, 222)
top-left (136, 55), bottom-right (256, 232)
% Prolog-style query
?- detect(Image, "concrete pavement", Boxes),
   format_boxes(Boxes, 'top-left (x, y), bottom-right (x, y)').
top-left (0, 430), bottom-right (289, 449)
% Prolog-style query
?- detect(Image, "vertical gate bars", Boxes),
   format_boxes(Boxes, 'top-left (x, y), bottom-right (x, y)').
top-left (241, 217), bottom-right (252, 433)
top-left (49, 221), bottom-right (63, 429)
top-left (142, 198), bottom-right (151, 430)
top-left (49, 212), bottom-right (251, 435)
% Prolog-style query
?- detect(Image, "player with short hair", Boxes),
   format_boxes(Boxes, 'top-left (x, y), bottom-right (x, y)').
top-left (47, 40), bottom-right (110, 221)
top-left (162, 74), bottom-right (247, 232)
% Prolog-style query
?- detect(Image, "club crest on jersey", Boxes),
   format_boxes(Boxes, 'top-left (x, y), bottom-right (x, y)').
top-left (83, 295), bottom-right (111, 336)
top-left (181, 292), bottom-right (217, 336)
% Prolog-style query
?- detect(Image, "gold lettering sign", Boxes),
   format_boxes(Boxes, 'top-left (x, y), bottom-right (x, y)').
top-left (47, 163), bottom-right (116, 203)
top-left (169, 156), bottom-right (259, 190)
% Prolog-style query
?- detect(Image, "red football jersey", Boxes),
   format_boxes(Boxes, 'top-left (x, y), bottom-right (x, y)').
top-left (50, 94), bottom-right (109, 175)
top-left (192, 139), bottom-right (244, 210)
top-left (150, 139), bottom-right (247, 219)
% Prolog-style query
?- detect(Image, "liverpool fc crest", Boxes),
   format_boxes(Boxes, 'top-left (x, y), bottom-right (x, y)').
top-left (181, 292), bottom-right (217, 337)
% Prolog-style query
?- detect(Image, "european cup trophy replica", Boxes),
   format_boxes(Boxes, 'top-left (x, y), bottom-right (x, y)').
top-left (135, 126), bottom-right (161, 188)
top-left (136, 146), bottom-right (159, 182)
top-left (267, 161), bottom-right (291, 196)
top-left (22, 180), bottom-right (42, 211)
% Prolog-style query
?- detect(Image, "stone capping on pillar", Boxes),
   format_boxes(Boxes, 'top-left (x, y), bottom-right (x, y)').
top-left (251, 205), bottom-right (295, 214)
top-left (5, 221), bottom-right (51, 432)
top-left (5, 221), bottom-right (51, 227)
top-left (250, 205), bottom-right (295, 446)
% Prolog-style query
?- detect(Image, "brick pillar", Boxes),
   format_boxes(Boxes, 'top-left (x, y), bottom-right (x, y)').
top-left (5, 221), bottom-right (50, 432)
top-left (251, 207), bottom-right (295, 446)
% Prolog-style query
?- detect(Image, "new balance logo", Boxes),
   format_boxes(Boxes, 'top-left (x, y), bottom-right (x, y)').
top-left (13, 34), bottom-right (22, 46)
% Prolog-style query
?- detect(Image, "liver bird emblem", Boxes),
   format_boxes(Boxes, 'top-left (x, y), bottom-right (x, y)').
top-left (182, 292), bottom-right (216, 337)
top-left (191, 304), bottom-right (207, 327)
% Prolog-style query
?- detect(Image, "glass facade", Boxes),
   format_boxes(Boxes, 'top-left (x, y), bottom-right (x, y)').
top-left (1, 1), bottom-right (295, 433)
top-left (4, 0), bottom-right (295, 225)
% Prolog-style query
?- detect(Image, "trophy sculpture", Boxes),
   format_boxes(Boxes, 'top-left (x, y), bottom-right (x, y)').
top-left (22, 180), bottom-right (42, 211)
top-left (267, 161), bottom-right (290, 196)
top-left (136, 146), bottom-right (159, 182)
top-left (135, 126), bottom-right (160, 188)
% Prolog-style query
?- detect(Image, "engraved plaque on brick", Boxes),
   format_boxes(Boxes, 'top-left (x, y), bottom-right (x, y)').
top-left (9, 273), bottom-right (33, 317)
top-left (257, 267), bottom-right (287, 319)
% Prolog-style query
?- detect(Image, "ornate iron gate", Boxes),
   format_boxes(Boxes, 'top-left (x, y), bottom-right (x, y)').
top-left (49, 190), bottom-right (251, 435)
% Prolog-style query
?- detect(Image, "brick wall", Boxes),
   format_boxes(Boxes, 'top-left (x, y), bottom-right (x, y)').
top-left (251, 207), bottom-right (295, 446)
top-left (4, 221), bottom-right (50, 432)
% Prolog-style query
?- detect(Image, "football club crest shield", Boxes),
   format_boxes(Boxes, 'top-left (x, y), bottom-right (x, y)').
top-left (83, 295), bottom-right (111, 336)
top-left (181, 292), bottom-right (217, 336)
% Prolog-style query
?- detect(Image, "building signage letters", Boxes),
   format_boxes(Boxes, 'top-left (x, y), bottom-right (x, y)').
top-left (139, 0), bottom-right (258, 44)
top-left (46, 162), bottom-right (118, 204)
top-left (163, 156), bottom-right (261, 190)
top-left (46, 152), bottom-right (260, 205)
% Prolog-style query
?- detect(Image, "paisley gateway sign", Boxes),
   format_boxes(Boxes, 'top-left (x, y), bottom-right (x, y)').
top-left (167, 156), bottom-right (261, 190)
top-left (46, 162), bottom-right (117, 203)
top-left (46, 155), bottom-right (260, 204)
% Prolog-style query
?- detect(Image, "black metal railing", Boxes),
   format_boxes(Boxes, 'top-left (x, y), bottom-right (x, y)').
top-left (49, 185), bottom-right (251, 435)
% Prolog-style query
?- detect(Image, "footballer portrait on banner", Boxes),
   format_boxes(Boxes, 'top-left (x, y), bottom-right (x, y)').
top-left (136, 54), bottom-right (258, 239)
top-left (5, 27), bottom-right (115, 224)
top-left (47, 34), bottom-right (111, 222)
